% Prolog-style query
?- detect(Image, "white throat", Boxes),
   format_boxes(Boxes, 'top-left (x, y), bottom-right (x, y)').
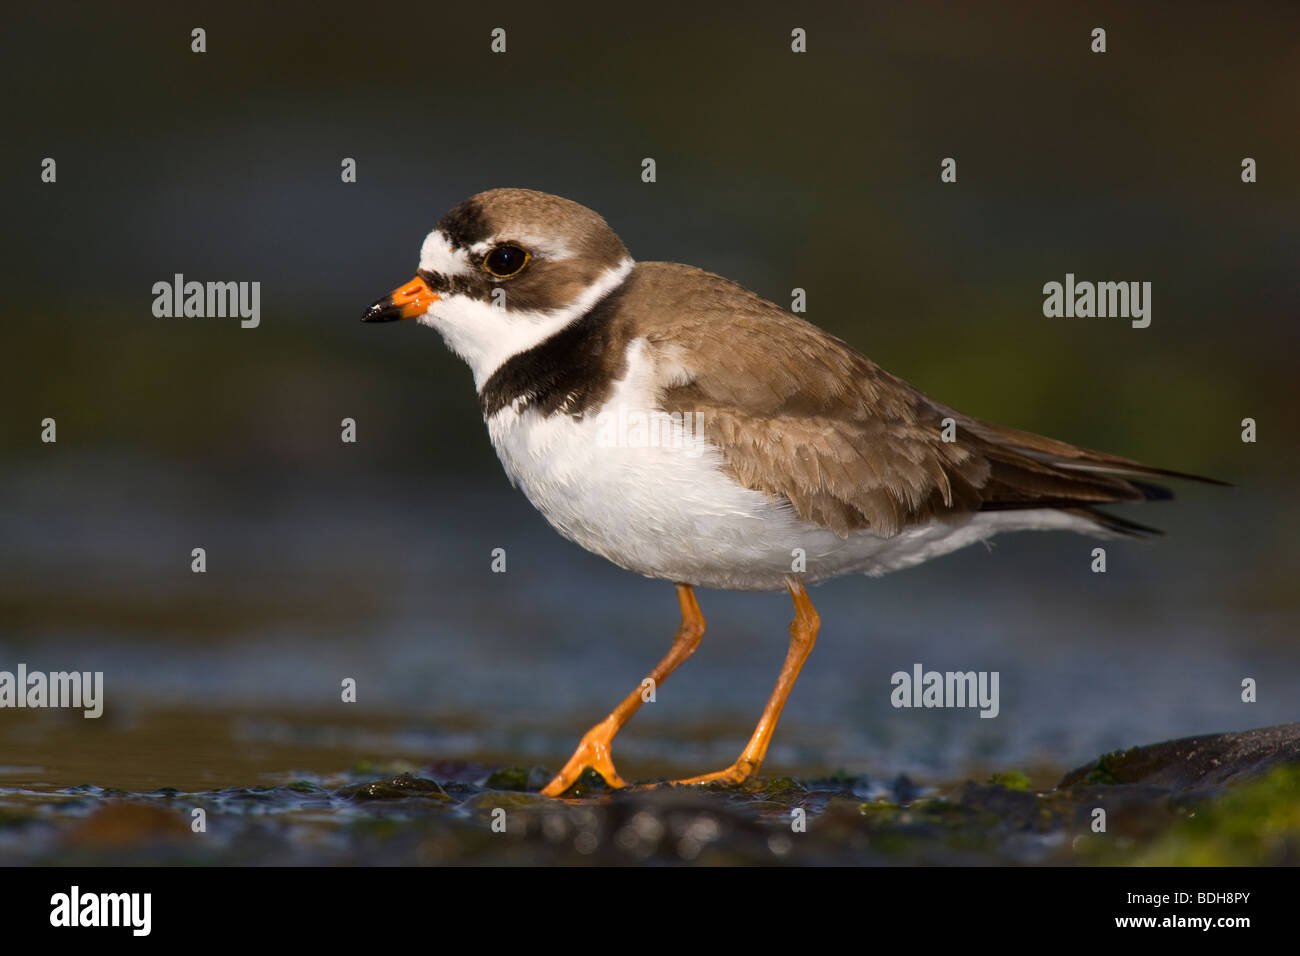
top-left (418, 257), bottom-right (635, 391)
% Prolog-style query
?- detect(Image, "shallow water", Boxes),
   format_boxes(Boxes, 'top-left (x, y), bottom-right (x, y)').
top-left (1, 461), bottom-right (1297, 863)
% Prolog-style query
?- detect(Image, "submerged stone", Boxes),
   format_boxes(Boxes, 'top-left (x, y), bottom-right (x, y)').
top-left (1060, 722), bottom-right (1300, 791)
top-left (337, 774), bottom-right (451, 801)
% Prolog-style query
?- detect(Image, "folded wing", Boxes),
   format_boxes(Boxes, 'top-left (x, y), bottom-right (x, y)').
top-left (640, 264), bottom-right (1222, 539)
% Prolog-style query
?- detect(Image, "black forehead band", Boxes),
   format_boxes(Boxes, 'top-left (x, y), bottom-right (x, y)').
top-left (436, 199), bottom-right (491, 251)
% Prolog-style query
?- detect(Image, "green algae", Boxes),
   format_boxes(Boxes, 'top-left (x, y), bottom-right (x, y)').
top-left (1126, 765), bottom-right (1300, 866)
top-left (987, 770), bottom-right (1032, 791)
top-left (1082, 747), bottom-right (1138, 785)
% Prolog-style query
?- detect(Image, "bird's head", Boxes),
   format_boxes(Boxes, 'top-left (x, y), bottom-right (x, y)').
top-left (363, 188), bottom-right (633, 387)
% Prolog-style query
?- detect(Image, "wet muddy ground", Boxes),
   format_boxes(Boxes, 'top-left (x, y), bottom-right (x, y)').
top-left (2, 708), bottom-right (1296, 866)
top-left (3, 477), bottom-right (1298, 865)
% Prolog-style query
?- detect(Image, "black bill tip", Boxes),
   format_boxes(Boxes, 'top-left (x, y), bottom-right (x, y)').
top-left (361, 296), bottom-right (401, 323)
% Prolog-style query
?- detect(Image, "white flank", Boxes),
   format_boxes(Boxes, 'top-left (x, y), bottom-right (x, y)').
top-left (485, 338), bottom-right (1104, 591)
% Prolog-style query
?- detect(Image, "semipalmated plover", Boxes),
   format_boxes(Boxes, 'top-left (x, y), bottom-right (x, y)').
top-left (364, 188), bottom-right (1222, 797)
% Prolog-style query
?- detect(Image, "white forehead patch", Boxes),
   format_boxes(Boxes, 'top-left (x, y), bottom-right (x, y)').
top-left (418, 230), bottom-right (472, 276)
top-left (467, 232), bottom-right (572, 261)
top-left (419, 229), bottom-right (573, 278)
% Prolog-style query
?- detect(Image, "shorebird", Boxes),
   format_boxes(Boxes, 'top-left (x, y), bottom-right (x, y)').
top-left (363, 188), bottom-right (1220, 797)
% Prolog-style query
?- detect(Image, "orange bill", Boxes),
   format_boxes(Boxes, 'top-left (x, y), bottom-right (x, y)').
top-left (361, 276), bottom-right (440, 322)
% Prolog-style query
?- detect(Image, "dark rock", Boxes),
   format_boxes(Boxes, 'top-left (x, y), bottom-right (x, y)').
top-left (337, 773), bottom-right (450, 801)
top-left (892, 774), bottom-right (924, 802)
top-left (483, 766), bottom-right (554, 791)
top-left (1059, 722), bottom-right (1300, 790)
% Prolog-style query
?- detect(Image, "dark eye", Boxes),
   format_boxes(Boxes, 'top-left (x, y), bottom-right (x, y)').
top-left (483, 244), bottom-right (530, 278)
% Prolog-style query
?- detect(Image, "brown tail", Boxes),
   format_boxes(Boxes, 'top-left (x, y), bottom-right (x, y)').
top-left (960, 417), bottom-right (1229, 536)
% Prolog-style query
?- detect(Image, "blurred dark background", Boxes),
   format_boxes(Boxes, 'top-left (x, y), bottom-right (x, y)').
top-left (1, 1), bottom-right (1297, 790)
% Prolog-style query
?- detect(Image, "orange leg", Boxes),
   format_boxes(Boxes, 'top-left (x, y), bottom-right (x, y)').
top-left (540, 584), bottom-right (705, 797)
top-left (666, 578), bottom-right (819, 787)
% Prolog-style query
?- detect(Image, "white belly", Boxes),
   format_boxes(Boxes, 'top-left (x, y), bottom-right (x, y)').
top-left (485, 340), bottom-right (1096, 591)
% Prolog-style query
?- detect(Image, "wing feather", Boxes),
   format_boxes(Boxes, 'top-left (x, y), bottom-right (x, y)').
top-left (626, 262), bottom-right (1221, 538)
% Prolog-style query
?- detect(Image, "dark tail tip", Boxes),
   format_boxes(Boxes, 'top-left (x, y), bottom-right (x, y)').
top-left (1077, 507), bottom-right (1165, 538)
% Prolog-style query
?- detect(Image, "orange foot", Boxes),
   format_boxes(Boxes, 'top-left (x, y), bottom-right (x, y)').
top-left (661, 758), bottom-right (759, 788)
top-left (540, 717), bottom-right (628, 797)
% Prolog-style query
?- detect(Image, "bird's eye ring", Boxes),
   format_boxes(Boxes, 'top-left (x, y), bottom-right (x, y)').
top-left (483, 244), bottom-right (531, 278)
